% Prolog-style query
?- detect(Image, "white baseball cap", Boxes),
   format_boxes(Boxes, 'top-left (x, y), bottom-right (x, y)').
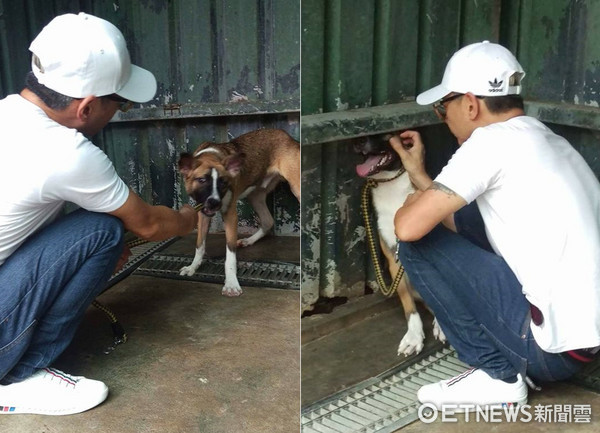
top-left (416, 41), bottom-right (525, 105)
top-left (29, 12), bottom-right (157, 103)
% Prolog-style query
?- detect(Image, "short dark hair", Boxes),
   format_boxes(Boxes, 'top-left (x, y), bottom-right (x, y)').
top-left (24, 71), bottom-right (75, 110)
top-left (483, 94), bottom-right (524, 114)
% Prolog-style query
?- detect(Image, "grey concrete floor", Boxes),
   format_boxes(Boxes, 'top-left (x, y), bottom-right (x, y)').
top-left (302, 293), bottom-right (600, 432)
top-left (0, 233), bottom-right (299, 433)
top-left (301, 294), bottom-right (442, 407)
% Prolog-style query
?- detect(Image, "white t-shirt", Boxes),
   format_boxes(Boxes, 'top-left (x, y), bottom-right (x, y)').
top-left (0, 94), bottom-right (129, 266)
top-left (435, 115), bottom-right (600, 353)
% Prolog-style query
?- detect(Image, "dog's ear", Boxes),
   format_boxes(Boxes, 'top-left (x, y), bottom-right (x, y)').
top-left (223, 152), bottom-right (245, 177)
top-left (178, 153), bottom-right (194, 176)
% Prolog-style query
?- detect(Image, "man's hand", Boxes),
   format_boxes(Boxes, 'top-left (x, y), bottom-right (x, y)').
top-left (389, 131), bottom-right (432, 190)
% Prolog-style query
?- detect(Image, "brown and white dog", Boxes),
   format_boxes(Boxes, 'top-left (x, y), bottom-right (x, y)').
top-left (355, 134), bottom-right (446, 356)
top-left (178, 128), bottom-right (300, 296)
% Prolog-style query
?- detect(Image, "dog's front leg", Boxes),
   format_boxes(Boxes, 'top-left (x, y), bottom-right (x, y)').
top-left (379, 237), bottom-right (425, 356)
top-left (222, 206), bottom-right (243, 297)
top-left (179, 212), bottom-right (211, 276)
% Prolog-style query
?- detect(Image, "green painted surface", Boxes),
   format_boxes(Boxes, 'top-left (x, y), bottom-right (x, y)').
top-left (372, 0), bottom-right (419, 105)
top-left (301, 102), bottom-right (439, 145)
top-left (460, 0), bottom-right (501, 44)
top-left (300, 0), bottom-right (325, 115)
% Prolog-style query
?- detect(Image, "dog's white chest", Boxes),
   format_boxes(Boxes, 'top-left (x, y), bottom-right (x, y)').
top-left (370, 173), bottom-right (415, 249)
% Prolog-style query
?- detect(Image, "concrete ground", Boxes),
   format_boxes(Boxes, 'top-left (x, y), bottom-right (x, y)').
top-left (302, 293), bottom-right (600, 432)
top-left (0, 233), bottom-right (299, 433)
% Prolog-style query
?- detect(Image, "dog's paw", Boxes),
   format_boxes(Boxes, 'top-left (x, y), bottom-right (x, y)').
top-left (179, 265), bottom-right (197, 276)
top-left (237, 228), bottom-right (266, 248)
top-left (222, 284), bottom-right (243, 297)
top-left (397, 328), bottom-right (425, 357)
top-left (237, 238), bottom-right (253, 248)
top-left (433, 317), bottom-right (447, 343)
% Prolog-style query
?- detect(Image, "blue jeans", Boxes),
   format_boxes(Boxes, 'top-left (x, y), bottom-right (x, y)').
top-left (0, 209), bottom-right (124, 384)
top-left (397, 202), bottom-right (582, 383)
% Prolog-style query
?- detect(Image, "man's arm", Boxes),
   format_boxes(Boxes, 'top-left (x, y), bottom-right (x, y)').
top-left (109, 190), bottom-right (198, 241)
top-left (394, 181), bottom-right (466, 242)
top-left (390, 131), bottom-right (463, 234)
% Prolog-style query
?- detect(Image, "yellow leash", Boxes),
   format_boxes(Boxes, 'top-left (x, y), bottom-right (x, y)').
top-left (360, 169), bottom-right (406, 297)
top-left (93, 202), bottom-right (204, 347)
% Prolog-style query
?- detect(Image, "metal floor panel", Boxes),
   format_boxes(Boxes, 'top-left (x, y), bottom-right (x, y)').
top-left (105, 238), bottom-right (179, 291)
top-left (301, 347), bottom-right (468, 433)
top-left (134, 254), bottom-right (300, 290)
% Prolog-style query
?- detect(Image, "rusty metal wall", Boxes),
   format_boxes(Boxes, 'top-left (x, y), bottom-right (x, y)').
top-left (301, 0), bottom-right (600, 311)
top-left (0, 0), bottom-right (300, 235)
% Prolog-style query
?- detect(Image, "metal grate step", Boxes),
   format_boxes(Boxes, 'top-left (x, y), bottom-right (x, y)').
top-left (301, 347), bottom-right (468, 433)
top-left (105, 238), bottom-right (179, 291)
top-left (134, 254), bottom-right (300, 290)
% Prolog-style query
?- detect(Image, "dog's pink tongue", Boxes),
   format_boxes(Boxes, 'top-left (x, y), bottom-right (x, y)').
top-left (356, 155), bottom-right (382, 177)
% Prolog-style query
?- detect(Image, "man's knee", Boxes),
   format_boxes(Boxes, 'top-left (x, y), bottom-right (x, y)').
top-left (101, 214), bottom-right (124, 239)
top-left (396, 238), bottom-right (418, 265)
top-left (72, 210), bottom-right (124, 248)
top-left (98, 214), bottom-right (124, 248)
top-left (396, 225), bottom-right (450, 268)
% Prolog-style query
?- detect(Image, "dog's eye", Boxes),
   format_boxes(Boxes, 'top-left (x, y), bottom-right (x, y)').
top-left (195, 177), bottom-right (208, 184)
top-left (217, 178), bottom-right (228, 188)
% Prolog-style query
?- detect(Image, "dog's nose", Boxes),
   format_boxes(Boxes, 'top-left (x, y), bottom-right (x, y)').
top-left (206, 197), bottom-right (221, 209)
top-left (353, 138), bottom-right (368, 153)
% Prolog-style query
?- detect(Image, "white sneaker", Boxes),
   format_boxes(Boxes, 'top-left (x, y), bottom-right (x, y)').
top-left (417, 368), bottom-right (528, 412)
top-left (0, 368), bottom-right (108, 415)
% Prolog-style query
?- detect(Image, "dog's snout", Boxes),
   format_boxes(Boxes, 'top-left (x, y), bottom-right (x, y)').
top-left (206, 197), bottom-right (221, 209)
top-left (353, 137), bottom-right (373, 154)
top-left (353, 138), bottom-right (367, 154)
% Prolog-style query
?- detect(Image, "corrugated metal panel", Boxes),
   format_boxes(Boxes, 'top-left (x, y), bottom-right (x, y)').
top-left (516, 0), bottom-right (600, 107)
top-left (301, 0), bottom-right (600, 311)
top-left (300, 0), bottom-right (465, 311)
top-left (0, 0), bottom-right (300, 236)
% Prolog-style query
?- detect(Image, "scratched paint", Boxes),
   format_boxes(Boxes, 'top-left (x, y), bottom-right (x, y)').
top-left (347, 226), bottom-right (366, 251)
top-left (335, 192), bottom-right (351, 234)
top-left (300, 197), bottom-right (322, 312)
top-left (275, 206), bottom-right (299, 236)
top-left (335, 97), bottom-right (349, 111)
top-left (321, 259), bottom-right (342, 297)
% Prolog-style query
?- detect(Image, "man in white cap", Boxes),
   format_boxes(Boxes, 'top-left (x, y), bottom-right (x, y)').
top-left (0, 13), bottom-right (197, 414)
top-left (391, 41), bottom-right (600, 410)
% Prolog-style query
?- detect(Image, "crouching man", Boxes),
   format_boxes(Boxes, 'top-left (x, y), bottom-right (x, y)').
top-left (0, 13), bottom-right (197, 415)
top-left (392, 41), bottom-right (600, 410)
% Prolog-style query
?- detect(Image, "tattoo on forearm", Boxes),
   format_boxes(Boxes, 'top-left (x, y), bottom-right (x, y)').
top-left (429, 182), bottom-right (457, 197)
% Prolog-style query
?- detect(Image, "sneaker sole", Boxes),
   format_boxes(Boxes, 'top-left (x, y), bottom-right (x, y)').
top-left (0, 387), bottom-right (108, 416)
top-left (424, 397), bottom-right (528, 413)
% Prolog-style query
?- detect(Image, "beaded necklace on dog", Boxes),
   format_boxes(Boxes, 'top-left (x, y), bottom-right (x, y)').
top-left (360, 168), bottom-right (407, 297)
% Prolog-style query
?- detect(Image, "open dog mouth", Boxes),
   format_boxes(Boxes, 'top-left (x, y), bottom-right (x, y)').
top-left (356, 151), bottom-right (396, 177)
top-left (201, 207), bottom-right (218, 217)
